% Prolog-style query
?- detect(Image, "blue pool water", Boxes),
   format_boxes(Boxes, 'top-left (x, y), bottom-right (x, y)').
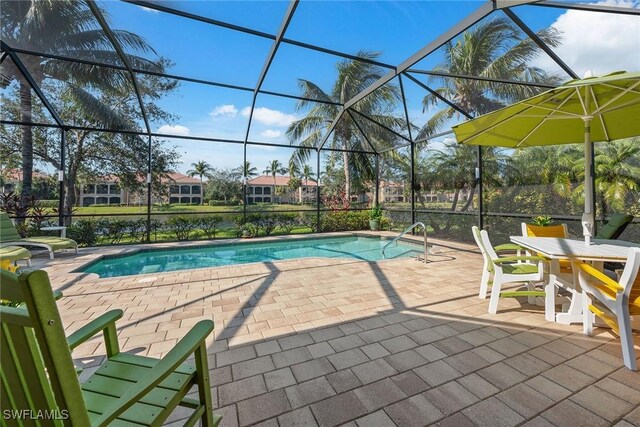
top-left (81, 236), bottom-right (423, 278)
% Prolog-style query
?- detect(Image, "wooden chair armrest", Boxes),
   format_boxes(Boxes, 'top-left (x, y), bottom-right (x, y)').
top-left (93, 319), bottom-right (214, 427)
top-left (492, 256), bottom-right (547, 264)
top-left (67, 309), bottom-right (123, 352)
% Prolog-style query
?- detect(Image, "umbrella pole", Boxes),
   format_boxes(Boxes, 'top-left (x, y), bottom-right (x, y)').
top-left (582, 117), bottom-right (595, 245)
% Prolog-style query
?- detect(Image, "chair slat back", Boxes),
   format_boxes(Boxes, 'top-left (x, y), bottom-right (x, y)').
top-left (522, 223), bottom-right (568, 238)
top-left (0, 212), bottom-right (23, 242)
top-left (579, 248), bottom-right (640, 308)
top-left (471, 226), bottom-right (493, 273)
top-left (1, 309), bottom-right (61, 427)
top-left (479, 230), bottom-right (499, 263)
top-left (0, 269), bottom-right (90, 426)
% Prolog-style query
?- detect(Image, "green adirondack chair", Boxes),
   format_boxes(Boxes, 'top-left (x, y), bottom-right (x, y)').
top-left (0, 268), bottom-right (222, 427)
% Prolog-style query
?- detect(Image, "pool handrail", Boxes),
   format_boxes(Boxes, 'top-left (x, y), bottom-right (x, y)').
top-left (382, 221), bottom-right (428, 263)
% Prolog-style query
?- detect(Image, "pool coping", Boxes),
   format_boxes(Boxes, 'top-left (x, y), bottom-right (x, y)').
top-left (72, 232), bottom-right (429, 278)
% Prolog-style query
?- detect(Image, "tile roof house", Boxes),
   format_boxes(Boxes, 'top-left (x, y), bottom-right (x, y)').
top-left (247, 175), bottom-right (318, 204)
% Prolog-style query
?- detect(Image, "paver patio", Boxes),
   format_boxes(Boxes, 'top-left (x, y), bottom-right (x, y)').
top-left (29, 232), bottom-right (640, 426)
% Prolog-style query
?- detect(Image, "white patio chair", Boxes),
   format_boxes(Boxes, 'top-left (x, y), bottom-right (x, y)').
top-left (478, 229), bottom-right (556, 320)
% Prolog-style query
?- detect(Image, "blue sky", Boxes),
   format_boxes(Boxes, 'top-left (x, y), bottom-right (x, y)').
top-left (97, 0), bottom-right (639, 175)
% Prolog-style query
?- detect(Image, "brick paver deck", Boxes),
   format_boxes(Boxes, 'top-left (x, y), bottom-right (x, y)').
top-left (31, 232), bottom-right (640, 426)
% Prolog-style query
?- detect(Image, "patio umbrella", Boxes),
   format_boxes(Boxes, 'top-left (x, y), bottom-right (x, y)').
top-left (452, 71), bottom-right (640, 245)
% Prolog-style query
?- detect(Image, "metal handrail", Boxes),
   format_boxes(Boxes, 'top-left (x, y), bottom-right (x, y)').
top-left (382, 221), bottom-right (428, 263)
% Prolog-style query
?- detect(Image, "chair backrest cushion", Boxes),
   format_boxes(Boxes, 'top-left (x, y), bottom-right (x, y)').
top-left (0, 212), bottom-right (23, 242)
top-left (522, 223), bottom-right (568, 238)
top-left (596, 214), bottom-right (634, 240)
top-left (0, 269), bottom-right (89, 424)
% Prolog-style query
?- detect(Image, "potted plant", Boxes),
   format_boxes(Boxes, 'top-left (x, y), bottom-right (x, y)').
top-left (369, 204), bottom-right (382, 231)
top-left (531, 215), bottom-right (554, 227)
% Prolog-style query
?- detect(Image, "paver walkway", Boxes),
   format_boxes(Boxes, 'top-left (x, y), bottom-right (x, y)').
top-left (31, 232), bottom-right (640, 426)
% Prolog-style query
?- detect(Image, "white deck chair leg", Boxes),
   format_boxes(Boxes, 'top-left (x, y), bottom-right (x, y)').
top-left (526, 282), bottom-right (537, 305)
top-left (479, 266), bottom-right (490, 299)
top-left (48, 250), bottom-right (54, 259)
top-left (583, 293), bottom-right (593, 336)
top-left (488, 272), bottom-right (503, 314)
top-left (617, 307), bottom-right (638, 371)
top-left (544, 275), bottom-right (556, 322)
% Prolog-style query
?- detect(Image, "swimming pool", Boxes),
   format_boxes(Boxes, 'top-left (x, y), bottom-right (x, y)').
top-left (81, 235), bottom-right (423, 278)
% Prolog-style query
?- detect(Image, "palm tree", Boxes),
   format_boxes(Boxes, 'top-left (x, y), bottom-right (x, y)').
top-left (416, 17), bottom-right (562, 220)
top-left (1, 0), bottom-right (162, 206)
top-left (593, 139), bottom-right (640, 215)
top-left (287, 51), bottom-right (408, 198)
top-left (186, 160), bottom-right (213, 204)
top-left (233, 161), bottom-right (258, 180)
top-left (420, 16), bottom-right (562, 136)
top-left (264, 159), bottom-right (287, 187)
top-left (301, 164), bottom-right (315, 183)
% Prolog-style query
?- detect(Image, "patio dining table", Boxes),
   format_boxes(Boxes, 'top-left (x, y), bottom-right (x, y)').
top-left (509, 236), bottom-right (637, 324)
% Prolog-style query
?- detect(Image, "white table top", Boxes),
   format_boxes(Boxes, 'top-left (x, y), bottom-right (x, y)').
top-left (40, 226), bottom-right (67, 230)
top-left (510, 236), bottom-right (638, 261)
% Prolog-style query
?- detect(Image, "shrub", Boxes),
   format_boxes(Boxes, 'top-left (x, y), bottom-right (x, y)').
top-left (299, 212), bottom-right (319, 233)
top-left (254, 215), bottom-right (278, 236)
top-left (321, 211), bottom-right (369, 232)
top-left (229, 214), bottom-right (247, 237)
top-left (277, 213), bottom-right (299, 234)
top-left (240, 223), bottom-right (257, 238)
top-left (166, 216), bottom-right (198, 241)
top-left (67, 219), bottom-right (99, 246)
top-left (127, 218), bottom-right (148, 243)
top-left (197, 215), bottom-right (223, 239)
top-left (149, 218), bottom-right (163, 241)
top-left (98, 219), bottom-right (128, 244)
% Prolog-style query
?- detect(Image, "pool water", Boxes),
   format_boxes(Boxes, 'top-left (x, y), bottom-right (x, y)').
top-left (81, 236), bottom-right (423, 278)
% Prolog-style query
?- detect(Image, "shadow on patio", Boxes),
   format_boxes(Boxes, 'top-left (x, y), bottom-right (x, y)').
top-left (60, 245), bottom-right (640, 427)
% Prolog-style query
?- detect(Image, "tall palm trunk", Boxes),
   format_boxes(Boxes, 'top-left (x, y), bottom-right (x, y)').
top-left (64, 169), bottom-right (77, 226)
top-left (461, 183), bottom-right (477, 211)
top-left (200, 176), bottom-right (204, 205)
top-left (19, 81), bottom-right (33, 215)
top-left (342, 150), bottom-right (350, 200)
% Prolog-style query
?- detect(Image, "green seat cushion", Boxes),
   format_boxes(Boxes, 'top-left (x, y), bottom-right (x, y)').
top-left (596, 214), bottom-right (633, 240)
top-left (0, 212), bottom-right (23, 242)
top-left (501, 263), bottom-right (540, 275)
top-left (0, 245), bottom-right (31, 262)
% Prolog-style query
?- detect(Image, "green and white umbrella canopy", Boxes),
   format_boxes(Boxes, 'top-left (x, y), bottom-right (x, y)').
top-left (452, 71), bottom-right (640, 244)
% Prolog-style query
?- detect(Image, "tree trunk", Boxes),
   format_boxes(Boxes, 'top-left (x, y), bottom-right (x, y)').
top-left (200, 176), bottom-right (204, 204)
top-left (342, 150), bottom-right (350, 201)
top-left (19, 81), bottom-right (33, 215)
top-left (461, 182), bottom-right (477, 211)
top-left (63, 167), bottom-right (77, 226)
top-left (450, 188), bottom-right (461, 211)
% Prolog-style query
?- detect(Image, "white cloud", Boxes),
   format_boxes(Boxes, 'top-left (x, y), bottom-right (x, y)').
top-left (139, 6), bottom-right (159, 13)
top-left (157, 124), bottom-right (190, 136)
top-left (531, 0), bottom-right (640, 77)
top-left (210, 104), bottom-right (238, 118)
top-left (260, 129), bottom-right (282, 139)
top-left (241, 107), bottom-right (297, 127)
